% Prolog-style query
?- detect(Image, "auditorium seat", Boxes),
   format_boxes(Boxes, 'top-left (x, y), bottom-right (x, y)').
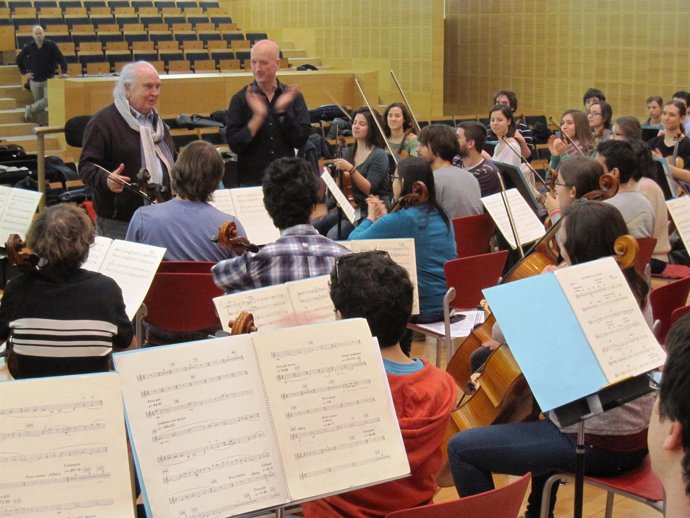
top-left (173, 31), bottom-right (198, 44)
top-left (159, 49), bottom-right (184, 65)
top-left (146, 22), bottom-right (168, 31)
top-left (230, 39), bottom-right (250, 50)
top-left (210, 15), bottom-right (232, 25)
top-left (206, 39), bottom-right (227, 50)
top-left (164, 14), bottom-right (186, 25)
top-left (160, 7), bottom-right (182, 15)
top-left (181, 39), bottom-right (203, 50)
top-left (90, 14), bottom-right (115, 26)
top-left (73, 36), bottom-right (100, 49)
top-left (124, 31), bottom-right (149, 47)
top-left (131, 0), bottom-right (154, 9)
top-left (98, 33), bottom-right (125, 48)
top-left (56, 41), bottom-right (76, 54)
top-left (97, 24), bottom-right (122, 33)
top-left (88, 6), bottom-right (111, 16)
top-left (137, 6), bottom-right (159, 15)
top-left (107, 52), bottom-right (132, 72)
top-left (187, 15), bottom-right (210, 26)
top-left (108, 0), bottom-right (131, 9)
top-left (13, 17), bottom-right (39, 29)
top-left (194, 21), bottom-right (214, 31)
top-left (15, 34), bottom-right (33, 48)
top-left (140, 15), bottom-right (164, 28)
top-left (130, 40), bottom-right (154, 51)
top-left (235, 50), bottom-right (250, 68)
top-left (198, 31), bottom-right (221, 47)
top-left (193, 59), bottom-right (217, 73)
top-left (221, 32), bottom-right (244, 44)
top-left (217, 22), bottom-right (238, 32)
top-left (246, 32), bottom-right (267, 44)
top-left (157, 1), bottom-right (177, 10)
top-left (115, 15), bottom-right (139, 27)
top-left (149, 32), bottom-right (174, 46)
top-left (148, 59), bottom-right (165, 73)
top-left (169, 22), bottom-right (191, 31)
top-left (200, 1), bottom-right (220, 8)
top-left (70, 23), bottom-right (94, 33)
top-left (166, 60), bottom-right (192, 74)
top-left (184, 49), bottom-right (208, 61)
top-left (34, 0), bottom-right (58, 8)
top-left (210, 49), bottom-right (233, 63)
top-left (84, 61), bottom-right (110, 74)
top-left (156, 40), bottom-right (179, 51)
top-left (62, 6), bottom-right (86, 15)
top-left (67, 61), bottom-right (83, 76)
top-left (113, 6), bottom-right (135, 15)
top-left (132, 50), bottom-right (157, 61)
top-left (12, 6), bottom-right (36, 16)
top-left (218, 58), bottom-right (239, 71)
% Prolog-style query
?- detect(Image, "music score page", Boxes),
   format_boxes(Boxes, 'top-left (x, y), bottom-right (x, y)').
top-left (0, 373), bottom-right (134, 518)
top-left (482, 188), bottom-right (545, 249)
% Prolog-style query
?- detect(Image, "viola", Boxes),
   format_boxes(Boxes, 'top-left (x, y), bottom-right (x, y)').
top-left (213, 220), bottom-right (260, 255)
top-left (136, 168), bottom-right (168, 204)
top-left (6, 234), bottom-right (39, 273)
top-left (389, 181), bottom-right (428, 212)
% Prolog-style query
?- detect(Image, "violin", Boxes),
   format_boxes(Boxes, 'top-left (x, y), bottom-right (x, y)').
top-left (228, 311), bottom-right (257, 334)
top-left (213, 220), bottom-right (260, 255)
top-left (389, 181), bottom-right (428, 212)
top-left (548, 117), bottom-right (585, 156)
top-left (136, 168), bottom-right (169, 204)
top-left (6, 234), bottom-right (39, 273)
top-left (328, 133), bottom-right (356, 208)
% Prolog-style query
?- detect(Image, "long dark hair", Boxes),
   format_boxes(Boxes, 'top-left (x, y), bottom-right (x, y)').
top-left (562, 201), bottom-right (648, 305)
top-left (489, 104), bottom-right (516, 138)
top-left (347, 106), bottom-right (385, 162)
top-left (398, 157), bottom-right (450, 232)
top-left (382, 102), bottom-right (414, 137)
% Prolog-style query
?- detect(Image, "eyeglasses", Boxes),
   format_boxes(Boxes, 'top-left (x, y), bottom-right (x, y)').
top-left (554, 181), bottom-right (571, 188)
top-left (647, 371), bottom-right (661, 391)
top-left (587, 111), bottom-right (602, 117)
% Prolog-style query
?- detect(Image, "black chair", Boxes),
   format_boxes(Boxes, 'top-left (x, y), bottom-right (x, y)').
top-left (246, 31), bottom-right (267, 44)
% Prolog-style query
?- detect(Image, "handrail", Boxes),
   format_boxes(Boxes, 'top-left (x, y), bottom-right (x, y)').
top-left (33, 125), bottom-right (66, 211)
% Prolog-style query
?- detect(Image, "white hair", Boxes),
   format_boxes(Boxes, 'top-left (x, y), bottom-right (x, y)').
top-left (113, 61), bottom-right (154, 101)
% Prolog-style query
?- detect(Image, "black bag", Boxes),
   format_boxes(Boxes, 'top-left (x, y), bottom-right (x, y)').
top-left (175, 114), bottom-right (224, 129)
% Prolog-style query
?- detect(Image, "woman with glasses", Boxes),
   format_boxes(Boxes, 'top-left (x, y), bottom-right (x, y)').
top-left (448, 201), bottom-right (653, 518)
top-left (348, 157), bottom-right (456, 353)
top-left (543, 155), bottom-right (604, 224)
top-left (588, 100), bottom-right (613, 145)
top-left (548, 109), bottom-right (596, 175)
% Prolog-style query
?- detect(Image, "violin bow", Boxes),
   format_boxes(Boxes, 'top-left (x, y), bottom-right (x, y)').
top-left (548, 116), bottom-right (584, 155)
top-left (496, 172), bottom-right (525, 258)
top-left (353, 77), bottom-right (399, 165)
top-left (92, 163), bottom-right (155, 204)
top-left (390, 69), bottom-right (422, 133)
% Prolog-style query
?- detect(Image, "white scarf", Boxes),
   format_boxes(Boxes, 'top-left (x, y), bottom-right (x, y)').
top-left (114, 96), bottom-right (173, 185)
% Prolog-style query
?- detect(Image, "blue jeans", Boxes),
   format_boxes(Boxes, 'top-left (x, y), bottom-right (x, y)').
top-left (312, 208), bottom-right (356, 240)
top-left (447, 419), bottom-right (647, 518)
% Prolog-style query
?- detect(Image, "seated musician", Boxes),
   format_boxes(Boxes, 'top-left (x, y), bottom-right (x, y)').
top-left (648, 100), bottom-right (690, 183)
top-left (212, 156), bottom-right (350, 293)
top-left (0, 204), bottom-right (134, 379)
top-left (588, 100), bottom-right (613, 145)
top-left (448, 201), bottom-right (653, 518)
top-left (596, 140), bottom-right (654, 238)
top-left (125, 140), bottom-right (246, 261)
top-left (348, 157), bottom-right (458, 355)
top-left (542, 155), bottom-right (604, 224)
top-left (383, 102), bottom-right (419, 158)
top-left (548, 109), bottom-right (596, 176)
top-left (492, 89), bottom-right (533, 159)
top-left (649, 316), bottom-right (690, 517)
top-left (583, 87), bottom-right (606, 111)
top-left (301, 251), bottom-right (457, 518)
top-left (454, 120), bottom-right (501, 196)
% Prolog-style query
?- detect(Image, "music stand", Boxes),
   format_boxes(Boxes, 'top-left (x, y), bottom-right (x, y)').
top-left (494, 161), bottom-right (547, 219)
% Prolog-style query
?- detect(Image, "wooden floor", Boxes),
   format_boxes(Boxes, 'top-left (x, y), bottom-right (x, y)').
top-left (410, 338), bottom-right (663, 518)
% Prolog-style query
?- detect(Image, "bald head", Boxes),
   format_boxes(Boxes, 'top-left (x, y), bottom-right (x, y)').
top-left (250, 39), bottom-right (280, 89)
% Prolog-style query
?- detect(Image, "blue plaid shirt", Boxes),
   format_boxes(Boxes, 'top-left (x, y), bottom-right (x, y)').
top-left (212, 224), bottom-right (351, 293)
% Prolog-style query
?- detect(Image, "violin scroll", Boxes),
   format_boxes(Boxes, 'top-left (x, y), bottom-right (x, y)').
top-left (228, 311), bottom-right (257, 335)
top-left (391, 181), bottom-right (428, 212)
top-left (214, 221), bottom-right (259, 255)
top-left (613, 235), bottom-right (639, 270)
top-left (6, 234), bottom-right (39, 273)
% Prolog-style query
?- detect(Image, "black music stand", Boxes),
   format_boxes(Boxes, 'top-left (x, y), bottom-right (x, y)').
top-left (494, 161), bottom-right (547, 219)
top-left (550, 374), bottom-right (654, 518)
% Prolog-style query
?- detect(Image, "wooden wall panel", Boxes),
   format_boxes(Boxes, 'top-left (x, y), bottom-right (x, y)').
top-left (445, 0), bottom-right (690, 121)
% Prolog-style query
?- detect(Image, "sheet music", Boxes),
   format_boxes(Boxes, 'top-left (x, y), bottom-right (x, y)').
top-left (667, 196), bottom-right (690, 252)
top-left (229, 187), bottom-right (280, 245)
top-left (0, 373), bottom-right (135, 518)
top-left (214, 276), bottom-right (335, 332)
top-left (555, 257), bottom-right (666, 382)
top-left (252, 319), bottom-right (410, 502)
top-left (82, 236), bottom-right (113, 272)
top-left (414, 310), bottom-right (485, 338)
top-left (482, 188), bottom-right (545, 249)
top-left (98, 240), bottom-right (166, 319)
top-left (0, 186), bottom-right (43, 241)
top-left (285, 275), bottom-right (336, 324)
top-left (209, 189), bottom-right (237, 216)
top-left (214, 284), bottom-right (294, 331)
top-left (341, 238), bottom-right (420, 314)
top-left (114, 336), bottom-right (288, 518)
top-left (321, 169), bottom-right (356, 224)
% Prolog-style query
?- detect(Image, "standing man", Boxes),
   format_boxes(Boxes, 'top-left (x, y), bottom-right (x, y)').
top-left (454, 121), bottom-right (501, 196)
top-left (15, 26), bottom-right (68, 125)
top-left (225, 39), bottom-right (311, 186)
top-left (79, 61), bottom-right (175, 239)
top-left (417, 124), bottom-right (483, 218)
top-left (649, 316), bottom-right (690, 518)
top-left (212, 157), bottom-right (350, 293)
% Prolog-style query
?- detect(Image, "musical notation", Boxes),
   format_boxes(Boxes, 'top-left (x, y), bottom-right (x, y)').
top-left (156, 431), bottom-right (265, 466)
top-left (152, 413), bottom-right (260, 443)
top-left (140, 369), bottom-right (248, 397)
top-left (1, 444), bottom-right (108, 463)
top-left (290, 417), bottom-right (381, 440)
top-left (145, 390), bottom-right (253, 418)
top-left (270, 339), bottom-right (359, 360)
top-left (280, 378), bottom-right (372, 400)
top-left (295, 436), bottom-right (386, 460)
top-left (168, 473), bottom-right (275, 505)
top-left (285, 397), bottom-right (376, 419)
top-left (0, 498), bottom-right (114, 517)
top-left (136, 355), bottom-right (243, 382)
top-left (0, 399), bottom-right (102, 417)
top-left (276, 360), bottom-right (367, 382)
top-left (162, 451), bottom-right (271, 483)
top-left (0, 472), bottom-right (110, 490)
top-left (298, 454), bottom-right (392, 480)
top-left (0, 420), bottom-right (105, 441)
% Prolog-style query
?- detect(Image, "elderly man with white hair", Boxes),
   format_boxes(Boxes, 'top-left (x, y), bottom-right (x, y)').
top-left (79, 61), bottom-right (175, 239)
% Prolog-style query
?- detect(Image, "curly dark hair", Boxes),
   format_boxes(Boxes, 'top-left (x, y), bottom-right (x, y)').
top-left (27, 204), bottom-right (95, 272)
top-left (596, 140), bottom-right (637, 183)
top-left (583, 87), bottom-right (606, 105)
top-left (493, 89), bottom-right (519, 112)
top-left (382, 102), bottom-right (414, 137)
top-left (329, 251), bottom-right (413, 348)
top-left (660, 314), bottom-right (690, 496)
top-left (262, 157), bottom-right (319, 229)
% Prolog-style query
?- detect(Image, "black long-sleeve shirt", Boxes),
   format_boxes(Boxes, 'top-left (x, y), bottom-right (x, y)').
top-left (225, 79), bottom-right (311, 186)
top-left (16, 39), bottom-right (67, 82)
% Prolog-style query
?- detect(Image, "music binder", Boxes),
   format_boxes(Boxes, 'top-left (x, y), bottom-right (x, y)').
top-left (114, 319), bottom-right (410, 518)
top-left (0, 185), bottom-right (43, 241)
top-left (0, 373), bottom-right (135, 518)
top-left (82, 237), bottom-right (166, 319)
top-left (484, 257), bottom-right (665, 411)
